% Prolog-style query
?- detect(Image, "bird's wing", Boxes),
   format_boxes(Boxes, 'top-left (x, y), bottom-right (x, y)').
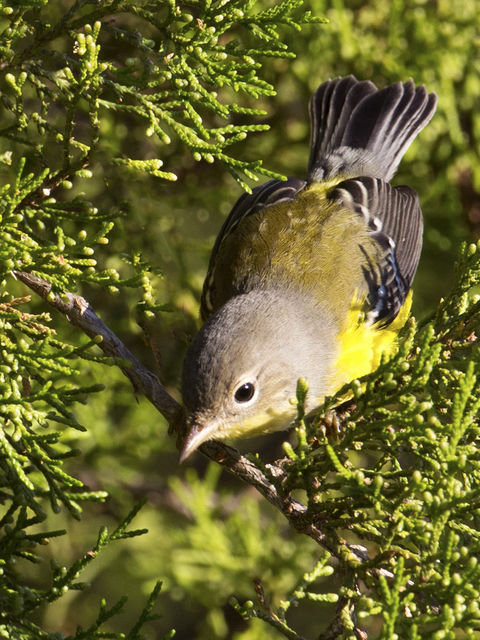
top-left (200, 178), bottom-right (307, 319)
top-left (328, 176), bottom-right (423, 326)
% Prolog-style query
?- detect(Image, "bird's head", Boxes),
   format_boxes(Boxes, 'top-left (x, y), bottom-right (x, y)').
top-left (180, 289), bottom-right (336, 461)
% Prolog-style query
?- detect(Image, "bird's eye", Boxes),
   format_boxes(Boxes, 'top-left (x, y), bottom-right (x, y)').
top-left (234, 382), bottom-right (256, 404)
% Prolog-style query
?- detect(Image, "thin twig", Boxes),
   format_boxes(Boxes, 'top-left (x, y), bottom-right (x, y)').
top-left (198, 440), bottom-right (333, 550)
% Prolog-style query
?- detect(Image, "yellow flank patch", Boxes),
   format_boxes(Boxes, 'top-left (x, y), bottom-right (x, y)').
top-left (330, 292), bottom-right (413, 393)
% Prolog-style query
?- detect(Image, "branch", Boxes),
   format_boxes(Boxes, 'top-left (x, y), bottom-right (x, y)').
top-left (13, 271), bottom-right (334, 551)
top-left (197, 440), bottom-right (334, 551)
top-left (12, 270), bottom-right (182, 425)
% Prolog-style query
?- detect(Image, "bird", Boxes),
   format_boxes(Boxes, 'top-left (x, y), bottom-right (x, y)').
top-left (180, 75), bottom-right (437, 462)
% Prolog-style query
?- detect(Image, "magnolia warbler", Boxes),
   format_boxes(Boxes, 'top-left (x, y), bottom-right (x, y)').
top-left (180, 75), bottom-right (437, 461)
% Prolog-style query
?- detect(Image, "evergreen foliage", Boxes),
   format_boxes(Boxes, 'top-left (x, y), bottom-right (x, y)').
top-left (0, 0), bottom-right (479, 639)
top-left (0, 1), bottom-right (320, 638)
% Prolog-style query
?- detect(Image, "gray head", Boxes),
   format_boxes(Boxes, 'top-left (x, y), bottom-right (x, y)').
top-left (180, 288), bottom-right (337, 459)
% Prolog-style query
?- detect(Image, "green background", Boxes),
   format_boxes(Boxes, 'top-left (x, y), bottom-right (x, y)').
top-left (18, 0), bottom-right (479, 638)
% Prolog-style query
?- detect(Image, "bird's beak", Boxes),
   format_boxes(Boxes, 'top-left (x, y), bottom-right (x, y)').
top-left (179, 418), bottom-right (222, 463)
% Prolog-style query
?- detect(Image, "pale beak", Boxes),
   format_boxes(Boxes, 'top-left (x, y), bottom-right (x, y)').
top-left (179, 418), bottom-right (222, 463)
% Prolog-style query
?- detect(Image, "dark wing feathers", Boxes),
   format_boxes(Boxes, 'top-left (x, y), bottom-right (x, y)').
top-left (202, 175), bottom-right (422, 325)
top-left (329, 176), bottom-right (423, 325)
top-left (200, 178), bottom-right (307, 319)
top-left (211, 178), bottom-right (305, 242)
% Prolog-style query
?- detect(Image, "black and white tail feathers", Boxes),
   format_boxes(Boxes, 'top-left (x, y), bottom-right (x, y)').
top-left (307, 75), bottom-right (437, 182)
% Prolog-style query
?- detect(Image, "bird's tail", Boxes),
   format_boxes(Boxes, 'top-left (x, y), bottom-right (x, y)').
top-left (307, 75), bottom-right (437, 183)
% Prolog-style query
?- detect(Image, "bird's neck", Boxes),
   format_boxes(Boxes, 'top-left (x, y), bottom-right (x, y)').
top-left (241, 287), bottom-right (341, 407)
